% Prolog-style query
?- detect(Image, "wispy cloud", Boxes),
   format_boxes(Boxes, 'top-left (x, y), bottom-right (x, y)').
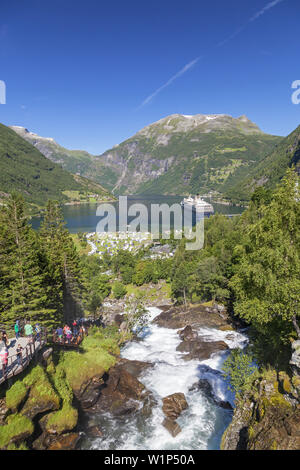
top-left (138, 0), bottom-right (287, 108)
top-left (249, 0), bottom-right (286, 22)
top-left (138, 57), bottom-right (200, 109)
top-left (216, 25), bottom-right (246, 48)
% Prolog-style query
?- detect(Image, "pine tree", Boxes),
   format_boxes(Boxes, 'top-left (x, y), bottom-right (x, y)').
top-left (39, 200), bottom-right (85, 323)
top-left (0, 193), bottom-right (55, 327)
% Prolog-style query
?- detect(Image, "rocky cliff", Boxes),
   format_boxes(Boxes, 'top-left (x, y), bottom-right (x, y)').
top-left (221, 341), bottom-right (300, 450)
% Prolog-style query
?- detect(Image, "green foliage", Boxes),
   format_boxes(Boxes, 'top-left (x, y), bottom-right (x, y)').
top-left (123, 293), bottom-right (149, 334)
top-left (112, 281), bottom-right (127, 299)
top-left (0, 123), bottom-right (111, 211)
top-left (80, 254), bottom-right (111, 306)
top-left (222, 349), bottom-right (257, 397)
top-left (230, 169), bottom-right (300, 347)
top-left (170, 214), bottom-right (237, 305)
top-left (86, 292), bottom-right (102, 317)
top-left (0, 194), bottom-right (56, 326)
top-left (39, 200), bottom-right (85, 324)
top-left (83, 325), bottom-right (121, 355)
top-left (0, 197), bottom-right (87, 328)
top-left (229, 125), bottom-right (300, 201)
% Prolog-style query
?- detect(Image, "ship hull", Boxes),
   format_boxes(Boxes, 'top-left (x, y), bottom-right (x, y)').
top-left (181, 202), bottom-right (214, 216)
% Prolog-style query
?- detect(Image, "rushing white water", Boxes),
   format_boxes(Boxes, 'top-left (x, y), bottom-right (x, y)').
top-left (84, 307), bottom-right (248, 450)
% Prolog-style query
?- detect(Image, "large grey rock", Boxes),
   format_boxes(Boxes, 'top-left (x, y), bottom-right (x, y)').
top-left (290, 340), bottom-right (300, 374)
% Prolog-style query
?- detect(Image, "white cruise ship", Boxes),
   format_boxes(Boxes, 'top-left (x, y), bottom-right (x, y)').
top-left (180, 195), bottom-right (214, 215)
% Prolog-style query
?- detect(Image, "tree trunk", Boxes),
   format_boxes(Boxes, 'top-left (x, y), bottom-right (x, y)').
top-left (183, 288), bottom-right (187, 310)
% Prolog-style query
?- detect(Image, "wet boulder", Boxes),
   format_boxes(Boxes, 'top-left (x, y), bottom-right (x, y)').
top-left (162, 392), bottom-right (188, 420)
top-left (177, 338), bottom-right (228, 361)
top-left (190, 379), bottom-right (232, 410)
top-left (178, 325), bottom-right (198, 342)
top-left (89, 360), bottom-right (155, 417)
top-left (117, 358), bottom-right (153, 378)
top-left (74, 374), bottom-right (105, 410)
top-left (154, 304), bottom-right (231, 330)
top-left (114, 314), bottom-right (124, 327)
top-left (86, 425), bottom-right (103, 438)
top-left (47, 432), bottom-right (81, 450)
top-left (162, 417), bottom-right (181, 437)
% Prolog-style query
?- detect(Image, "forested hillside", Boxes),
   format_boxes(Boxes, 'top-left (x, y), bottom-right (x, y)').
top-left (226, 125), bottom-right (300, 202)
top-left (0, 123), bottom-right (113, 212)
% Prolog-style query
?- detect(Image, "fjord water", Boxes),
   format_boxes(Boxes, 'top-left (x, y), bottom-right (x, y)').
top-left (30, 196), bottom-right (244, 233)
top-left (82, 307), bottom-right (248, 451)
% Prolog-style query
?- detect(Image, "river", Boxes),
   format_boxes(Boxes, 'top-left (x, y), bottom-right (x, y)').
top-left (30, 196), bottom-right (244, 234)
top-left (80, 307), bottom-right (248, 450)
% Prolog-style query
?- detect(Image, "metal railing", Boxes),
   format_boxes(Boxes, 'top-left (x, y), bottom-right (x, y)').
top-left (50, 327), bottom-right (88, 348)
top-left (0, 329), bottom-right (48, 385)
top-left (0, 324), bottom-right (91, 384)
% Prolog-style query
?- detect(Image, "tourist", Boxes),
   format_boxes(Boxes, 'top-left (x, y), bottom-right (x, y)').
top-left (0, 346), bottom-right (8, 373)
top-left (24, 322), bottom-right (33, 343)
top-left (72, 320), bottom-right (78, 337)
top-left (56, 326), bottom-right (63, 343)
top-left (35, 323), bottom-right (41, 342)
top-left (63, 324), bottom-right (69, 336)
top-left (14, 320), bottom-right (20, 340)
top-left (1, 331), bottom-right (9, 348)
top-left (66, 328), bottom-right (72, 344)
top-left (16, 344), bottom-right (23, 367)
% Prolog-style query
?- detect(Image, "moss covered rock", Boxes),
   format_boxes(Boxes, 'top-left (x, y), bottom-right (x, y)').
top-left (6, 381), bottom-right (28, 412)
top-left (221, 369), bottom-right (300, 450)
top-left (44, 403), bottom-right (78, 435)
top-left (0, 414), bottom-right (34, 449)
top-left (20, 367), bottom-right (60, 420)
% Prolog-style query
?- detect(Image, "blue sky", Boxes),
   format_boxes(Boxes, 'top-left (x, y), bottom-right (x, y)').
top-left (0, 0), bottom-right (299, 154)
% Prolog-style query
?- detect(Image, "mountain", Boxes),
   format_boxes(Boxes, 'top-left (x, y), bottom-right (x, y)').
top-left (11, 115), bottom-right (283, 202)
top-left (10, 125), bottom-right (117, 194)
top-left (0, 123), bottom-right (113, 212)
top-left (10, 125), bottom-right (95, 173)
top-left (93, 114), bottom-right (282, 199)
top-left (226, 124), bottom-right (300, 201)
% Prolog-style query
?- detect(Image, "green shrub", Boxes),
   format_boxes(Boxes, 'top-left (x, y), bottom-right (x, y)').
top-left (112, 281), bottom-right (127, 299)
top-left (222, 349), bottom-right (258, 397)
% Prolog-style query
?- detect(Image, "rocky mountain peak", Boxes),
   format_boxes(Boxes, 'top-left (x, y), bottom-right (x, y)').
top-left (137, 113), bottom-right (263, 137)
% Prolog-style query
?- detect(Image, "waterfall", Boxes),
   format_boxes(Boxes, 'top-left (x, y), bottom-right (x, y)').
top-left (83, 307), bottom-right (248, 450)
